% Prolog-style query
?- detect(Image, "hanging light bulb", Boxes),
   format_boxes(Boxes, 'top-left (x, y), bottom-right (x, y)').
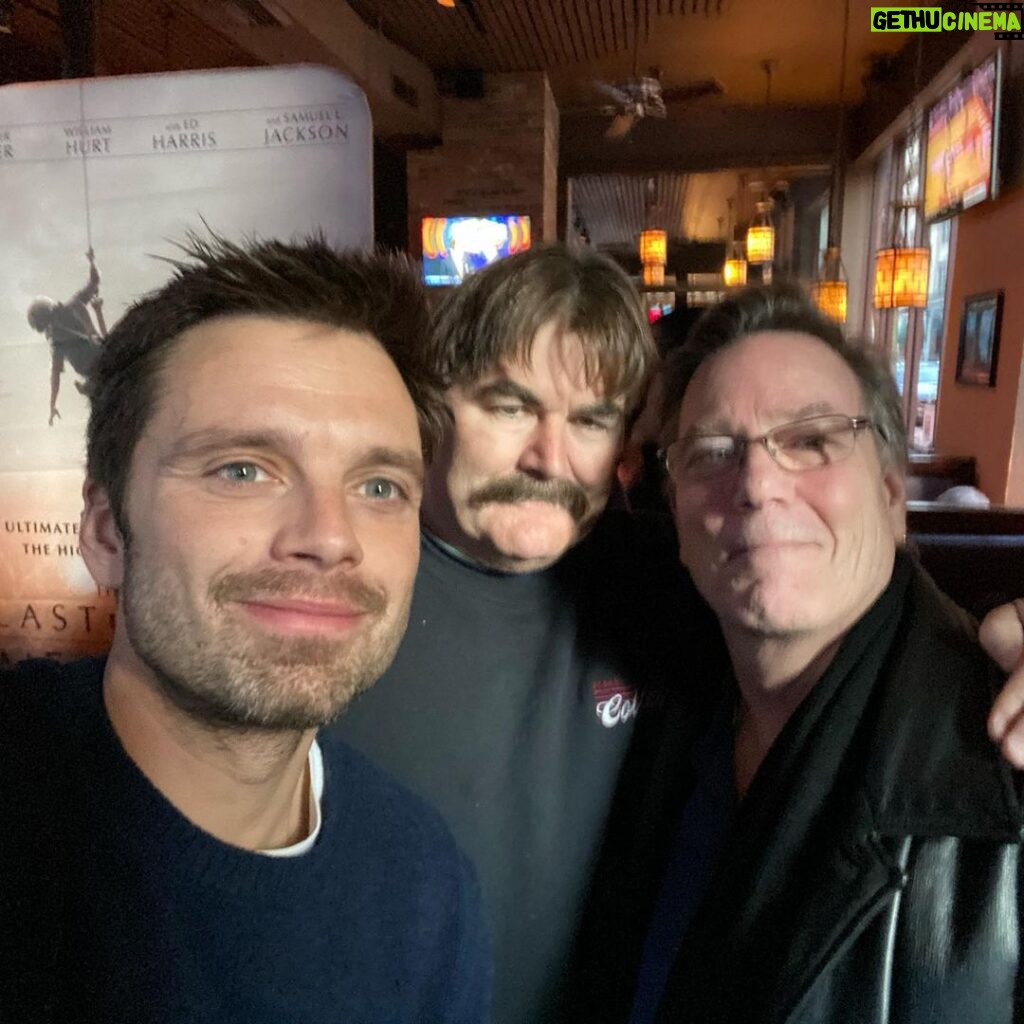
top-left (746, 200), bottom-right (775, 264)
top-left (722, 253), bottom-right (747, 288)
top-left (873, 246), bottom-right (929, 308)
top-left (873, 202), bottom-right (929, 308)
top-left (811, 246), bottom-right (848, 321)
top-left (638, 178), bottom-right (668, 289)
top-left (723, 237), bottom-right (748, 286)
top-left (812, 0), bottom-right (852, 323)
top-left (745, 62), bottom-right (778, 268)
top-left (639, 229), bottom-right (667, 267)
top-left (642, 263), bottom-right (666, 287)
top-left (720, 196), bottom-right (747, 287)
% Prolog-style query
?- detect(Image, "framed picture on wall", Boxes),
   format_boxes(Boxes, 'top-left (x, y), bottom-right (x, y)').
top-left (956, 290), bottom-right (1004, 387)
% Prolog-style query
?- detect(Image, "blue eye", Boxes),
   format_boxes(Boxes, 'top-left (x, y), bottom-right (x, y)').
top-left (362, 478), bottom-right (406, 501)
top-left (215, 462), bottom-right (268, 483)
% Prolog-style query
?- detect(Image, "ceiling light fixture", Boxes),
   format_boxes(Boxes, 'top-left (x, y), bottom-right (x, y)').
top-left (874, 233), bottom-right (929, 308)
top-left (745, 62), bottom-right (777, 269)
top-left (721, 196), bottom-right (747, 287)
top-left (638, 176), bottom-right (667, 288)
top-left (639, 229), bottom-right (667, 267)
top-left (812, 0), bottom-right (851, 322)
top-left (746, 198), bottom-right (775, 264)
top-left (812, 247), bottom-right (849, 321)
top-left (873, 39), bottom-right (929, 310)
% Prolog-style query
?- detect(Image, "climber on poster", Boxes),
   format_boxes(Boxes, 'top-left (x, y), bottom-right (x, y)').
top-left (27, 249), bottom-right (108, 426)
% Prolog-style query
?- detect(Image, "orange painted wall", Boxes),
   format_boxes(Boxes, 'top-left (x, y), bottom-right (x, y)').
top-left (934, 184), bottom-right (1024, 503)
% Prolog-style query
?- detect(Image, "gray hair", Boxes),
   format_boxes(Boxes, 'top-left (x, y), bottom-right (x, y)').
top-left (428, 244), bottom-right (656, 412)
top-left (659, 282), bottom-right (907, 471)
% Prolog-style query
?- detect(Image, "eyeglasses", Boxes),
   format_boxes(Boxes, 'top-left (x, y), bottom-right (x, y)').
top-left (661, 414), bottom-right (878, 482)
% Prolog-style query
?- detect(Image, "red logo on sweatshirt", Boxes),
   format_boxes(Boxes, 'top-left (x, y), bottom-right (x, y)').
top-left (592, 678), bottom-right (640, 728)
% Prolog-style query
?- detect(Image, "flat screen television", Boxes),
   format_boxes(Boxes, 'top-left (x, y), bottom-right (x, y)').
top-left (421, 215), bottom-right (531, 286)
top-left (924, 52), bottom-right (1001, 221)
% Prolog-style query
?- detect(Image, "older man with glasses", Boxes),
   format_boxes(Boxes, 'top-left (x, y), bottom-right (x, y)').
top-left (614, 283), bottom-right (1023, 1024)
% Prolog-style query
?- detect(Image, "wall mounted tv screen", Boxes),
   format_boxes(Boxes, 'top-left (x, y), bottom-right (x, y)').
top-left (421, 215), bottom-right (531, 286)
top-left (924, 53), bottom-right (1000, 221)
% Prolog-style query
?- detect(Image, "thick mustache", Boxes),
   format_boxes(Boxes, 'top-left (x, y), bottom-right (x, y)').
top-left (210, 569), bottom-right (387, 614)
top-left (468, 476), bottom-right (588, 523)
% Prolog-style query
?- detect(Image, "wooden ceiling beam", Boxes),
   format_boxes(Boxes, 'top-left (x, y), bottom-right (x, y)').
top-left (560, 103), bottom-right (838, 176)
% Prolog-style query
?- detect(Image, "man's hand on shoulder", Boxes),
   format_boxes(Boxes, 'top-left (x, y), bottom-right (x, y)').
top-left (982, 599), bottom-right (1024, 766)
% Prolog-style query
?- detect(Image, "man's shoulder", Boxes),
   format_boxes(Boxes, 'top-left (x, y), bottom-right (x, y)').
top-left (895, 561), bottom-right (1000, 711)
top-left (0, 658), bottom-right (105, 796)
top-left (0, 660), bottom-right (104, 881)
top-left (1, 654), bottom-right (103, 688)
top-left (314, 733), bottom-right (490, 1023)
top-left (1, 656), bottom-right (103, 720)
top-left (869, 560), bottom-right (1022, 835)
top-left (317, 730), bottom-right (467, 869)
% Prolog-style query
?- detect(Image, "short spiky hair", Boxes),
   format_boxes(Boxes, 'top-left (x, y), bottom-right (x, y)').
top-left (659, 282), bottom-right (907, 471)
top-left (86, 234), bottom-right (447, 534)
top-left (428, 244), bottom-right (655, 411)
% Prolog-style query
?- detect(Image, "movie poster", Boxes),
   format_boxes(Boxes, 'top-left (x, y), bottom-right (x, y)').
top-left (0, 65), bottom-right (372, 665)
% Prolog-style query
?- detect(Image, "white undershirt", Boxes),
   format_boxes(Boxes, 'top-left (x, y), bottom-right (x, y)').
top-left (258, 738), bottom-right (324, 858)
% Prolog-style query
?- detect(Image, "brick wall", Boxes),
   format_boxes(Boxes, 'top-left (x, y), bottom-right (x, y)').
top-left (406, 71), bottom-right (558, 257)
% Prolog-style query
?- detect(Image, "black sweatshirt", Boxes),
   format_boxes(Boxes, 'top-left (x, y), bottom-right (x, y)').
top-left (333, 512), bottom-right (715, 1023)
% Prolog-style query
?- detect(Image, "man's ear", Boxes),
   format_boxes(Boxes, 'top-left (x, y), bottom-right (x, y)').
top-left (883, 464), bottom-right (908, 543)
top-left (80, 477), bottom-right (125, 588)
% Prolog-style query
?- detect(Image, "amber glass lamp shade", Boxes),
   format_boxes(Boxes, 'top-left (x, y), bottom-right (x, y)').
top-left (722, 257), bottom-right (747, 287)
top-left (746, 225), bottom-right (774, 264)
top-left (639, 229), bottom-right (667, 267)
top-left (873, 247), bottom-right (929, 309)
top-left (745, 202), bottom-right (774, 264)
top-left (811, 246), bottom-right (848, 322)
top-left (812, 280), bottom-right (848, 322)
top-left (642, 264), bottom-right (665, 287)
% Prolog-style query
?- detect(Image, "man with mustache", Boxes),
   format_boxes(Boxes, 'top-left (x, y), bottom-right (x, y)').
top-left (333, 244), bottom-right (1024, 1024)
top-left (0, 236), bottom-right (490, 1024)
top-left (333, 244), bottom-right (702, 1024)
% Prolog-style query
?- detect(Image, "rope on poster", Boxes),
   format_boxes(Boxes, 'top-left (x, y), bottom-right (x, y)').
top-left (77, 80), bottom-right (93, 257)
top-left (75, 80), bottom-right (106, 336)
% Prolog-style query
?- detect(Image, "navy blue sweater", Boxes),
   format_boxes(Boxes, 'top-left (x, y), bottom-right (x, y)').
top-left (0, 657), bottom-right (491, 1024)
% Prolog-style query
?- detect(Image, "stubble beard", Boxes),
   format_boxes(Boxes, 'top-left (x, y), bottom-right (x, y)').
top-left (119, 543), bottom-right (410, 732)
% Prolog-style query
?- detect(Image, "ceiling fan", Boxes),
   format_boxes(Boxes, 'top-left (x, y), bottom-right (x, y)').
top-left (589, 71), bottom-right (723, 139)
top-left (574, 0), bottom-right (723, 139)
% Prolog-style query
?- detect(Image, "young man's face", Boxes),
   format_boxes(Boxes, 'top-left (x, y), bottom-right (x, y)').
top-left (422, 320), bottom-right (626, 573)
top-left (82, 315), bottom-right (425, 730)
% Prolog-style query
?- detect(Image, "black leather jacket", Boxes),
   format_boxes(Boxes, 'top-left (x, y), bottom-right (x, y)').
top-left (654, 553), bottom-right (1023, 1023)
